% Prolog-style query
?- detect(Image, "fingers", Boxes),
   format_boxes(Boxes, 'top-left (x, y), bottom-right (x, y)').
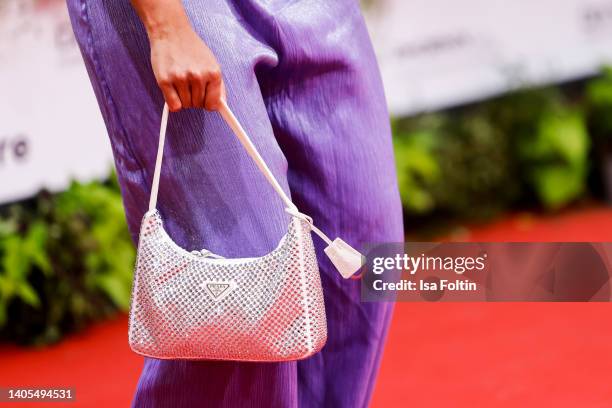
top-left (158, 81), bottom-right (182, 112)
top-left (190, 74), bottom-right (206, 109)
top-left (204, 69), bottom-right (224, 111)
top-left (174, 76), bottom-right (192, 109)
top-left (158, 68), bottom-right (224, 112)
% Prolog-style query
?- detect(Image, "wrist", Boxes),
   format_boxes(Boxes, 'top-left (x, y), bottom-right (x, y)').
top-left (143, 10), bottom-right (192, 41)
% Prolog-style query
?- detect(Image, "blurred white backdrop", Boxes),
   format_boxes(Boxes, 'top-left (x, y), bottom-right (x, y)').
top-left (365, 0), bottom-right (612, 114)
top-left (0, 0), bottom-right (109, 204)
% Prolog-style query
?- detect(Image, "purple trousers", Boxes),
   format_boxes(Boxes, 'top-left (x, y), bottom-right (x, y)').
top-left (67, 0), bottom-right (403, 406)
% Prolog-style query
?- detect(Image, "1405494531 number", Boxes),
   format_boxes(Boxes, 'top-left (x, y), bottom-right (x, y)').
top-left (0, 387), bottom-right (75, 402)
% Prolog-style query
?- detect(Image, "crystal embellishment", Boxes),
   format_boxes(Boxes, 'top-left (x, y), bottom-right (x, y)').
top-left (128, 210), bottom-right (328, 362)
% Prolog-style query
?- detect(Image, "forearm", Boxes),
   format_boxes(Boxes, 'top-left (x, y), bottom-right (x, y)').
top-left (129, 0), bottom-right (225, 111)
top-left (130, 0), bottom-right (192, 40)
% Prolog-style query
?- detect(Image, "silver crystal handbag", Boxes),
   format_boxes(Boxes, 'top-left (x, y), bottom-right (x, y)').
top-left (128, 101), bottom-right (363, 361)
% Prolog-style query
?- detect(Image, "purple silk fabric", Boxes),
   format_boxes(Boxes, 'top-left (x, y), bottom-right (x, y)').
top-left (66, 0), bottom-right (403, 406)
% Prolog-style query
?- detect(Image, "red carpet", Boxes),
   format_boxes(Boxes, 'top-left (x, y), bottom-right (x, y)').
top-left (371, 206), bottom-right (612, 407)
top-left (1, 207), bottom-right (611, 407)
top-left (0, 314), bottom-right (141, 407)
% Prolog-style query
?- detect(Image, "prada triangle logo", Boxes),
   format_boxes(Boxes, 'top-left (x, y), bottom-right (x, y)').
top-left (202, 281), bottom-right (236, 301)
top-left (208, 283), bottom-right (229, 298)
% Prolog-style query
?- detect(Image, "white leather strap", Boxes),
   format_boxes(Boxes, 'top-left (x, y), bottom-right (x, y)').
top-left (218, 101), bottom-right (299, 213)
top-left (147, 101), bottom-right (363, 278)
top-left (149, 102), bottom-right (299, 212)
top-left (148, 103), bottom-right (170, 211)
top-left (148, 102), bottom-right (325, 235)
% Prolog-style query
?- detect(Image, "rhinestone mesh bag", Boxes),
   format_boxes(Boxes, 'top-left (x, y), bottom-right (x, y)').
top-left (128, 102), bottom-right (363, 361)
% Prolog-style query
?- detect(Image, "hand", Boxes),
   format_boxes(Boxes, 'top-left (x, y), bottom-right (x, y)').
top-left (149, 27), bottom-right (225, 112)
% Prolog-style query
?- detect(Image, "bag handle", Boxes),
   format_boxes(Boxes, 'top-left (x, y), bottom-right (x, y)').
top-left (147, 101), bottom-right (364, 279)
top-left (149, 102), bottom-right (297, 213)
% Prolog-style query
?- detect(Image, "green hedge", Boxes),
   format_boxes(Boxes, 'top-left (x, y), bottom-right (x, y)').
top-left (0, 175), bottom-right (134, 345)
top-left (394, 69), bottom-right (612, 223)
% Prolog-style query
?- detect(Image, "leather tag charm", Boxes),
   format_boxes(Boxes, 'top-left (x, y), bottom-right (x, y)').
top-left (324, 238), bottom-right (364, 279)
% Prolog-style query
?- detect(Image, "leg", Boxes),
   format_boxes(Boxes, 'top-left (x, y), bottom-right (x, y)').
top-left (254, 2), bottom-right (404, 407)
top-left (67, 0), bottom-right (300, 406)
